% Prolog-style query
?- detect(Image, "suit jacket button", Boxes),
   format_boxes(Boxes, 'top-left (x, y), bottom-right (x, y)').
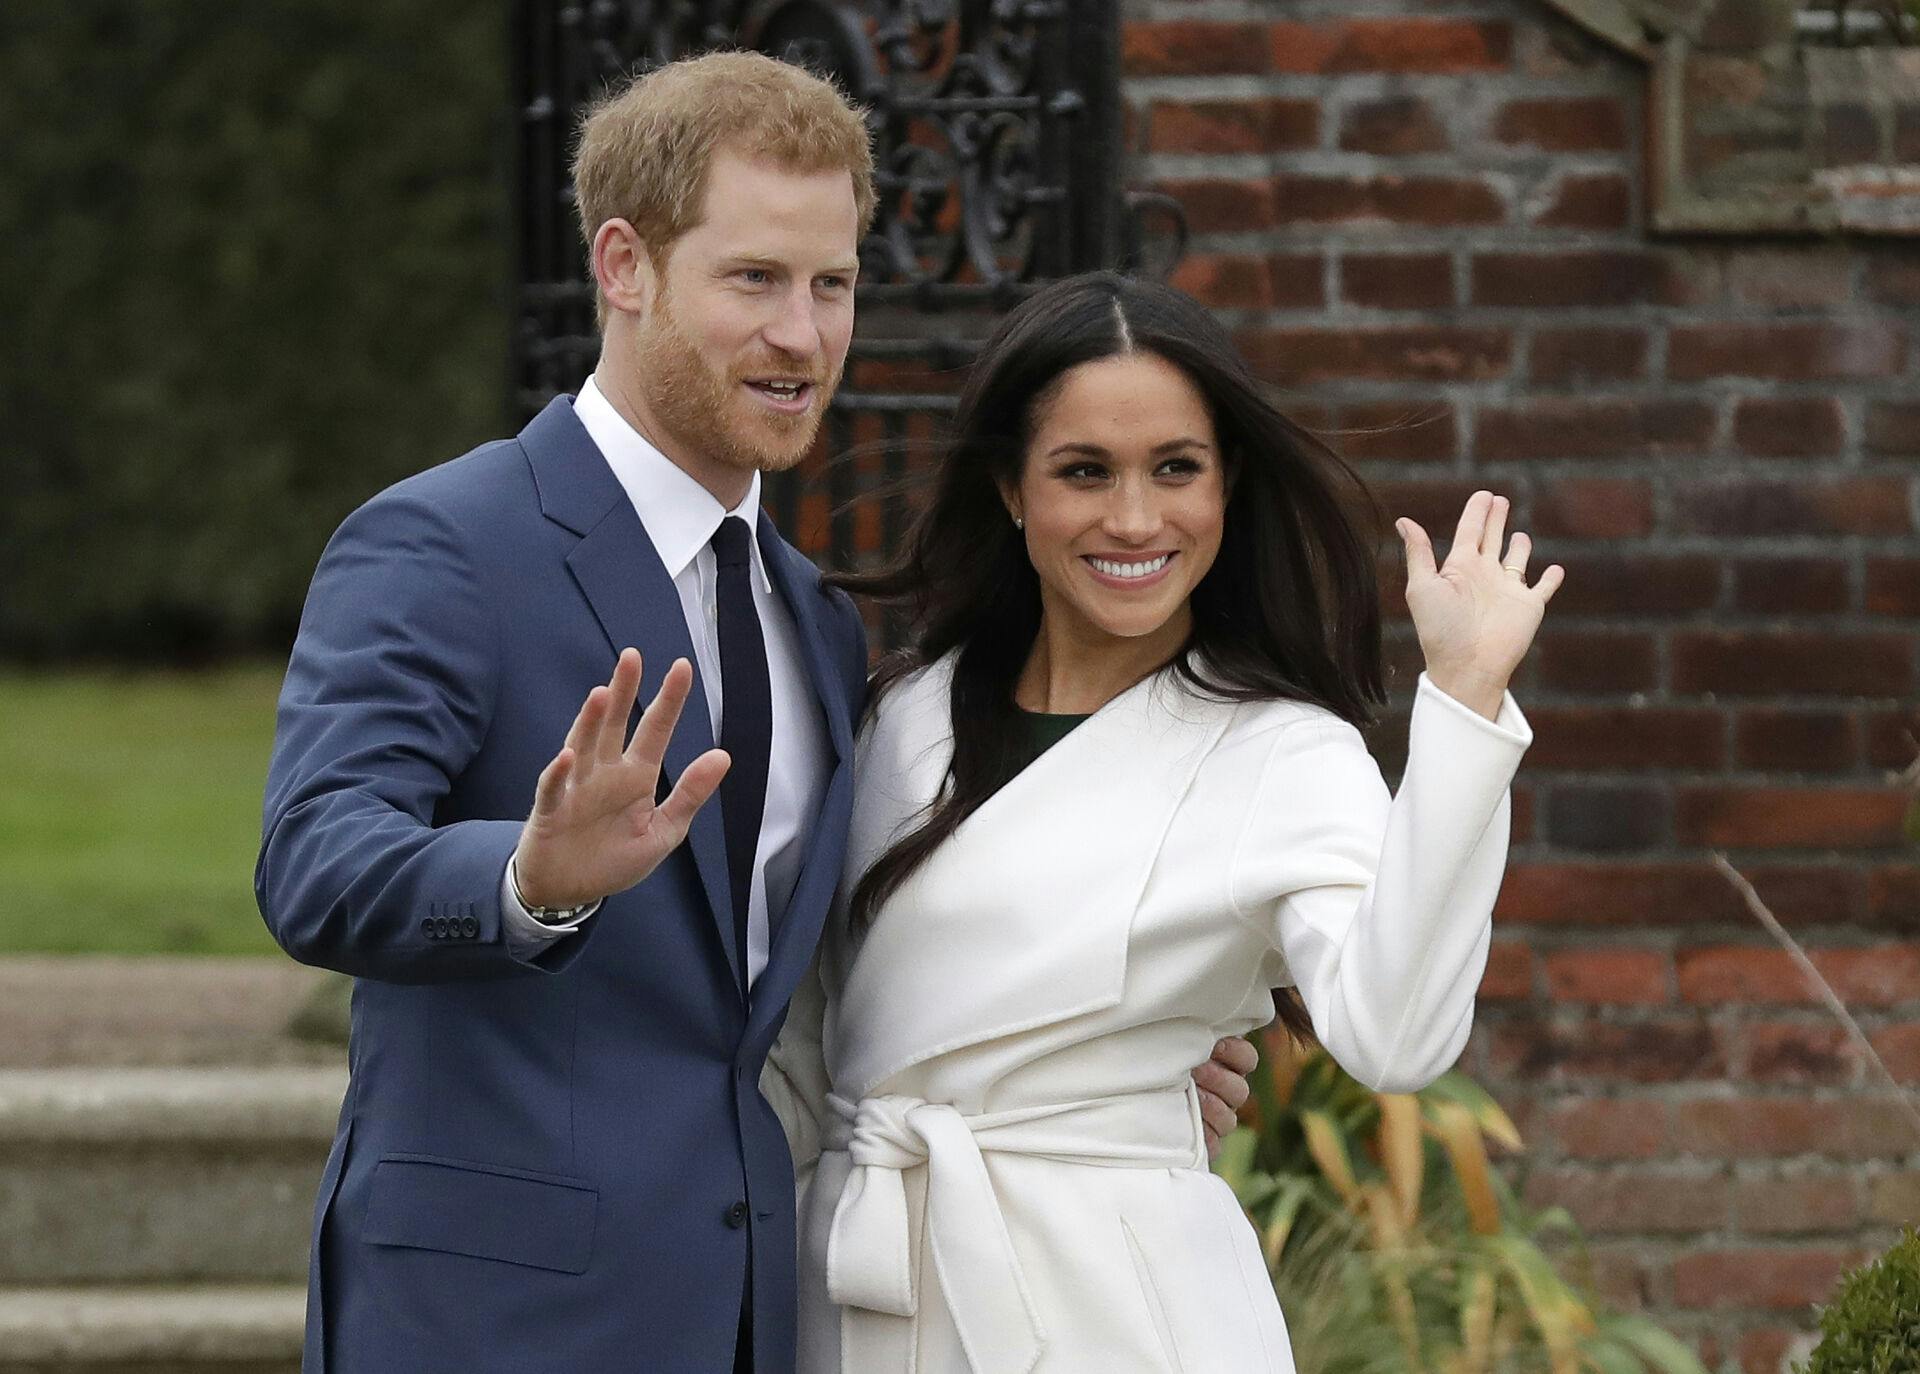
top-left (421, 918), bottom-right (437, 939)
top-left (461, 917), bottom-right (478, 938)
top-left (725, 1201), bottom-right (749, 1229)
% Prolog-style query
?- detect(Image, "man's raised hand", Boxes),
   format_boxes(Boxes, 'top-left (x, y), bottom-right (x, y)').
top-left (511, 650), bottom-right (730, 910)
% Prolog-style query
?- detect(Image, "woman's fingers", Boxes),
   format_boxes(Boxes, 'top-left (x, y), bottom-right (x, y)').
top-left (1448, 490), bottom-right (1493, 566)
top-left (1481, 493), bottom-right (1510, 560)
top-left (1502, 530), bottom-right (1532, 577)
top-left (1534, 563), bottom-right (1566, 604)
top-left (1396, 518), bottom-right (1438, 581)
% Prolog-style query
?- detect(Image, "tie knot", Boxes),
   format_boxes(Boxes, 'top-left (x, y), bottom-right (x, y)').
top-left (712, 516), bottom-right (753, 570)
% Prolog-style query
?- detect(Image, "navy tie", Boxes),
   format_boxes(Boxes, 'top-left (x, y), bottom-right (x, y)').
top-left (712, 516), bottom-right (771, 1002)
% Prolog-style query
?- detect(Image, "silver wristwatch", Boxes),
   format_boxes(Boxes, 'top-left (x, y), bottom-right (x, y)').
top-left (509, 856), bottom-right (593, 926)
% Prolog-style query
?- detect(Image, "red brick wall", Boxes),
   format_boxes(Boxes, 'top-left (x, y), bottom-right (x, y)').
top-left (1124, 2), bottom-right (1919, 1367)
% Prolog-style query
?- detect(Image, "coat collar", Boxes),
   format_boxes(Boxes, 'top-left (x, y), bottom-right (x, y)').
top-left (829, 653), bottom-right (1235, 1096)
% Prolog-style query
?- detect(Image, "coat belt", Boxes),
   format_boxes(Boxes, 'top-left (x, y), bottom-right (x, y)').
top-left (821, 1084), bottom-right (1207, 1374)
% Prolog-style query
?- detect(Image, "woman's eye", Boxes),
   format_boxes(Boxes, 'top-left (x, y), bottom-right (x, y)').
top-left (1059, 463), bottom-right (1106, 482)
top-left (1158, 457), bottom-right (1203, 478)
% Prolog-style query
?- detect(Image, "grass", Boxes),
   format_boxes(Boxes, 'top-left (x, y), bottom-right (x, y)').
top-left (0, 664), bottom-right (287, 954)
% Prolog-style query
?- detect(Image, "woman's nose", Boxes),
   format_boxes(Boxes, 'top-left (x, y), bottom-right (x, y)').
top-left (1104, 482), bottom-right (1161, 542)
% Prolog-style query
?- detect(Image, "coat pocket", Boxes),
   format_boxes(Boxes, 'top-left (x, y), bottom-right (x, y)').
top-left (362, 1152), bottom-right (598, 1274)
top-left (1120, 1214), bottom-right (1187, 1374)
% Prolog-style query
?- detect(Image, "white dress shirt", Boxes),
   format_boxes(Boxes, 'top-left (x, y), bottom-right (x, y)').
top-left (501, 376), bottom-right (834, 991)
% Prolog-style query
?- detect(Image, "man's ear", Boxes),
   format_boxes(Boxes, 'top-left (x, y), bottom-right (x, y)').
top-left (591, 218), bottom-right (657, 320)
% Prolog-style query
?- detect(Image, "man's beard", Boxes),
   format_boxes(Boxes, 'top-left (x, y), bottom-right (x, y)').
top-left (636, 293), bottom-right (840, 475)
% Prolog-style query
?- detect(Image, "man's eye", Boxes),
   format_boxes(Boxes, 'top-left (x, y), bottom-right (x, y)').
top-left (817, 276), bottom-right (847, 292)
top-left (740, 269), bottom-right (770, 285)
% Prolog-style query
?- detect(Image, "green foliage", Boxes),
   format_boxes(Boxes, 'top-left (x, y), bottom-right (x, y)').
top-left (1215, 1044), bottom-right (1707, 1374)
top-left (1794, 1230), bottom-right (1920, 1374)
top-left (0, 0), bottom-right (512, 661)
top-left (0, 665), bottom-right (284, 953)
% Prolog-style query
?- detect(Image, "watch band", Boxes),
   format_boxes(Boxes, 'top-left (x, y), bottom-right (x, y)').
top-left (509, 856), bottom-right (592, 926)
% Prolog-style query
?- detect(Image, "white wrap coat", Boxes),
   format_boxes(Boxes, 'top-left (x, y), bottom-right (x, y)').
top-left (763, 654), bottom-right (1532, 1374)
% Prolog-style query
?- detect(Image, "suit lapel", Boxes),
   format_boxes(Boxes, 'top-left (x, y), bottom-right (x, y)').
top-left (520, 398), bottom-right (744, 1002)
top-left (750, 518), bottom-right (855, 1030)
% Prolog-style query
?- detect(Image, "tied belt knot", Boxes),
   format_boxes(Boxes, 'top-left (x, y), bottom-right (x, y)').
top-left (822, 1084), bottom-right (1206, 1374)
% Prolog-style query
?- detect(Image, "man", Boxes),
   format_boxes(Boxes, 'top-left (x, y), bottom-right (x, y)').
top-left (258, 50), bottom-right (1253, 1374)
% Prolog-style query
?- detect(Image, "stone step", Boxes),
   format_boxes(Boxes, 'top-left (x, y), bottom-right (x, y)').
top-left (0, 1285), bottom-right (303, 1373)
top-left (0, 1070), bottom-right (345, 1286)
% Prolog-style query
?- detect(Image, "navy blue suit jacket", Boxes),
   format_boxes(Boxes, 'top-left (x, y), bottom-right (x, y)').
top-left (256, 397), bottom-right (866, 1373)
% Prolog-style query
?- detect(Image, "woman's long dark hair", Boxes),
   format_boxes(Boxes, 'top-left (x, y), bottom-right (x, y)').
top-left (832, 272), bottom-right (1386, 1042)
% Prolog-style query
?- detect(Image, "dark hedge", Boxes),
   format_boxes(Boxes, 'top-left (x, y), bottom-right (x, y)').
top-left (0, 0), bottom-right (514, 661)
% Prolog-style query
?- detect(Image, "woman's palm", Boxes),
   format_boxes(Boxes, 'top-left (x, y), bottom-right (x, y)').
top-left (1397, 491), bottom-right (1561, 697)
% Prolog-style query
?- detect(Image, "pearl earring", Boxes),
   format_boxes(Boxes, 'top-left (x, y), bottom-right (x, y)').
top-left (1013, 516), bottom-right (1024, 530)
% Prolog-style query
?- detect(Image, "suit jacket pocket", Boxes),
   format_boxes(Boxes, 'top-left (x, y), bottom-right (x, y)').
top-left (363, 1152), bottom-right (598, 1274)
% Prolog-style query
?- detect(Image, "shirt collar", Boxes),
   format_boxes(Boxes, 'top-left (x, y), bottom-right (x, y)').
top-left (573, 375), bottom-right (771, 593)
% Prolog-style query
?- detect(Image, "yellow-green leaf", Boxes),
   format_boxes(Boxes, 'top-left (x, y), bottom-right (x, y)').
top-left (1302, 1108), bottom-right (1365, 1209)
top-left (1379, 1092), bottom-right (1425, 1226)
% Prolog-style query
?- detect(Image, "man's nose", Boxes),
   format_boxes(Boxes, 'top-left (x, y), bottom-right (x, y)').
top-left (760, 285), bottom-right (822, 361)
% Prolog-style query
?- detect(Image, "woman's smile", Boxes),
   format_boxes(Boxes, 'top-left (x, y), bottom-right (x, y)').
top-left (1083, 551), bottom-right (1177, 588)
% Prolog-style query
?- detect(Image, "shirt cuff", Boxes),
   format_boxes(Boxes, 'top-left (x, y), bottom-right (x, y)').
top-left (499, 861), bottom-right (599, 958)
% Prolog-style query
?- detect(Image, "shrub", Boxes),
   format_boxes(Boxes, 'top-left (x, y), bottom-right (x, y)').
top-left (1794, 1229), bottom-right (1920, 1374)
top-left (0, 0), bottom-right (510, 661)
top-left (1216, 1040), bottom-right (1707, 1374)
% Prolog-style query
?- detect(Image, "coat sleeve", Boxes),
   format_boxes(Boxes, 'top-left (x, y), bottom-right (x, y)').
top-left (1229, 674), bottom-right (1531, 1092)
top-left (255, 487), bottom-right (582, 983)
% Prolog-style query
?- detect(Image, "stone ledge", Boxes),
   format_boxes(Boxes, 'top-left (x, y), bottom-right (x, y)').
top-left (1541, 0), bottom-right (1920, 235)
top-left (0, 1286), bottom-right (303, 1364)
top-left (0, 1070), bottom-right (347, 1147)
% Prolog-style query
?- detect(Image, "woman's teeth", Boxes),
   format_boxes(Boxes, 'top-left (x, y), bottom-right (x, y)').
top-left (1088, 554), bottom-right (1171, 580)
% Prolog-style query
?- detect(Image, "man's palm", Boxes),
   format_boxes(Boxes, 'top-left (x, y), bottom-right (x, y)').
top-left (513, 650), bottom-right (730, 909)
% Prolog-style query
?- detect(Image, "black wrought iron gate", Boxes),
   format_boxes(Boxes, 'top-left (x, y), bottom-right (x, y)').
top-left (510, 0), bottom-right (1182, 571)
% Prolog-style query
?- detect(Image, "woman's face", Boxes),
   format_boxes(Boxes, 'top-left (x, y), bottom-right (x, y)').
top-left (1004, 352), bottom-right (1227, 648)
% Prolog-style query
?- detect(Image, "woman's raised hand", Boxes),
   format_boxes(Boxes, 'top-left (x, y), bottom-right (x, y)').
top-left (1395, 491), bottom-right (1562, 720)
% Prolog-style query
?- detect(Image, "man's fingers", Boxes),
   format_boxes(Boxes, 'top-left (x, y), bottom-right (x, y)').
top-left (1198, 1088), bottom-right (1239, 1145)
top-left (563, 686), bottom-right (608, 784)
top-left (628, 658), bottom-right (694, 770)
top-left (654, 747), bottom-right (731, 839)
top-left (1194, 1059), bottom-right (1251, 1113)
top-left (598, 649), bottom-right (643, 762)
top-left (1212, 1033), bottom-right (1260, 1077)
top-left (530, 747), bottom-right (575, 817)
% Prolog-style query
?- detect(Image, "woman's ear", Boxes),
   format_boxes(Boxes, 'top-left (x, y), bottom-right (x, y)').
top-left (994, 477), bottom-right (1023, 531)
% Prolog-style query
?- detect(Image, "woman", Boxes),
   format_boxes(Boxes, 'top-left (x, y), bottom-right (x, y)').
top-left (765, 272), bottom-right (1560, 1373)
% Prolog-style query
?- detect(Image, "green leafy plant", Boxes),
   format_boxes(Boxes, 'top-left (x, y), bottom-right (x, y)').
top-left (1793, 1229), bottom-right (1920, 1374)
top-left (1214, 1039), bottom-right (1705, 1374)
